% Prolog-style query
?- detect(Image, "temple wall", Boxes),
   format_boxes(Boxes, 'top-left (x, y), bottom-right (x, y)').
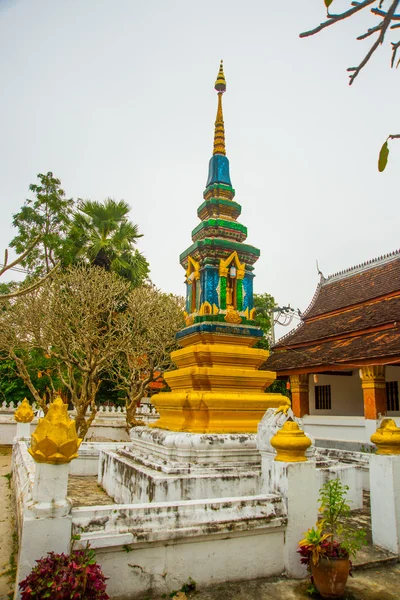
top-left (308, 371), bottom-right (364, 416)
top-left (303, 415), bottom-right (368, 443)
top-left (72, 497), bottom-right (286, 600)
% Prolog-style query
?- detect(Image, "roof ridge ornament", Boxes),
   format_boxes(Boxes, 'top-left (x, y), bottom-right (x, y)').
top-left (325, 248), bottom-right (400, 283)
top-left (316, 259), bottom-right (325, 281)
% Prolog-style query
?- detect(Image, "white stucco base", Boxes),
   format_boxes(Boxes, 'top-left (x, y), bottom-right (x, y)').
top-left (99, 428), bottom-right (261, 503)
top-left (370, 454), bottom-right (400, 554)
top-left (15, 422), bottom-right (31, 442)
top-left (73, 499), bottom-right (286, 600)
top-left (265, 460), bottom-right (318, 578)
top-left (13, 445), bottom-right (72, 599)
top-left (11, 420), bottom-right (366, 600)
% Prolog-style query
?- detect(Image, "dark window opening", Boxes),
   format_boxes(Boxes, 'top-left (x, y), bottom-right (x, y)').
top-left (315, 385), bottom-right (331, 410)
top-left (386, 381), bottom-right (399, 412)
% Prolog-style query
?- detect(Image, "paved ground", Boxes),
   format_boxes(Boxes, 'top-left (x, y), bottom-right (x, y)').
top-left (158, 564), bottom-right (400, 600)
top-left (0, 447), bottom-right (15, 600)
top-left (68, 475), bottom-right (115, 507)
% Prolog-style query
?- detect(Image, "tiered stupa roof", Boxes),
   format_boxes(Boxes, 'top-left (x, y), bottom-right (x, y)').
top-left (180, 60), bottom-right (259, 275)
top-left (178, 61), bottom-right (262, 343)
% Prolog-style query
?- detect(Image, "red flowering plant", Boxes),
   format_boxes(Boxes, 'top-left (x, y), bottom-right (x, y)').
top-left (19, 540), bottom-right (109, 600)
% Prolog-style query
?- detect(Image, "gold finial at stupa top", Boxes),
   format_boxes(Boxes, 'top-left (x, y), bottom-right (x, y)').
top-left (270, 418), bottom-right (311, 463)
top-left (29, 396), bottom-right (82, 464)
top-left (213, 60), bottom-right (226, 156)
top-left (214, 60), bottom-right (226, 93)
top-left (370, 418), bottom-right (400, 455)
top-left (14, 398), bottom-right (34, 423)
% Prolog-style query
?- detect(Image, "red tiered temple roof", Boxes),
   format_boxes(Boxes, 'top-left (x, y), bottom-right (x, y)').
top-left (265, 251), bottom-right (400, 374)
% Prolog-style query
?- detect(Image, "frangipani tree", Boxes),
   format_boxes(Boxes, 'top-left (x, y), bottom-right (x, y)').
top-left (0, 266), bottom-right (132, 437)
top-left (108, 285), bottom-right (185, 430)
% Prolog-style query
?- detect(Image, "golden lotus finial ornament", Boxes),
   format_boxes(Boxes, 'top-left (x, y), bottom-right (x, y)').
top-left (370, 418), bottom-right (400, 455)
top-left (14, 398), bottom-right (34, 423)
top-left (270, 419), bottom-right (311, 462)
top-left (214, 59), bottom-right (226, 93)
top-left (29, 396), bottom-right (82, 464)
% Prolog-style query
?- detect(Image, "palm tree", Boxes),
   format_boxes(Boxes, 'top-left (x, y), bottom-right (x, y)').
top-left (70, 198), bottom-right (149, 285)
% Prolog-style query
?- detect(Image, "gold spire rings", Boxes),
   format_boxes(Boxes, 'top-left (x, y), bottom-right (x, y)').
top-left (213, 60), bottom-right (226, 156)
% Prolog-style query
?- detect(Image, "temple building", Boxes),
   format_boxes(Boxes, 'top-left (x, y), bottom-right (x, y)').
top-left (264, 252), bottom-right (400, 444)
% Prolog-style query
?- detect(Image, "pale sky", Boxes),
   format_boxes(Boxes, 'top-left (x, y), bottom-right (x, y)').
top-left (1, 0), bottom-right (399, 338)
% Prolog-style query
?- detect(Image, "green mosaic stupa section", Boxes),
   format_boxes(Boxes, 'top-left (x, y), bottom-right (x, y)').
top-left (178, 61), bottom-right (262, 343)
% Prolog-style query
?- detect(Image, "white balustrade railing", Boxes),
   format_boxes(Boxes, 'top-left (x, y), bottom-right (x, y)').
top-left (0, 400), bottom-right (39, 413)
top-left (0, 399), bottom-right (158, 417)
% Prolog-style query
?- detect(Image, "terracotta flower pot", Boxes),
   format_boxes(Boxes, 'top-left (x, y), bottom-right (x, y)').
top-left (311, 555), bottom-right (350, 598)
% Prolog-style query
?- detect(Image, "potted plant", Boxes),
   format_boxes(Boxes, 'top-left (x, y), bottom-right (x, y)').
top-left (298, 478), bottom-right (366, 598)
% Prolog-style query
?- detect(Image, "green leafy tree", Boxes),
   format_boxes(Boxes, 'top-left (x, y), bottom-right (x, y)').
top-left (0, 351), bottom-right (63, 405)
top-left (302, 0), bottom-right (400, 170)
top-left (10, 172), bottom-right (74, 276)
top-left (0, 355), bottom-right (28, 404)
top-left (253, 292), bottom-right (276, 350)
top-left (253, 293), bottom-right (291, 398)
top-left (69, 198), bottom-right (149, 286)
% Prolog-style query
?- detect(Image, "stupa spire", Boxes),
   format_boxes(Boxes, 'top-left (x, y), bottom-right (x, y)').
top-left (213, 60), bottom-right (226, 156)
top-left (148, 62), bottom-right (289, 435)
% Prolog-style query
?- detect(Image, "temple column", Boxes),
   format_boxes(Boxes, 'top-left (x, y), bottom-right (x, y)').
top-left (360, 365), bottom-right (387, 440)
top-left (290, 374), bottom-right (309, 418)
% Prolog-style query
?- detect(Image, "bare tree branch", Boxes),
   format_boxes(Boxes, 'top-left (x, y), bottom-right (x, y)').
top-left (300, 0), bottom-right (376, 38)
top-left (391, 40), bottom-right (400, 65)
top-left (0, 263), bottom-right (60, 299)
top-left (0, 235), bottom-right (41, 277)
top-left (371, 6), bottom-right (400, 18)
top-left (301, 0), bottom-right (400, 85)
top-left (357, 22), bottom-right (383, 39)
top-left (348, 0), bottom-right (400, 84)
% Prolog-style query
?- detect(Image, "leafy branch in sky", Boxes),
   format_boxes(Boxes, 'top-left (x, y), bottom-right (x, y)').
top-left (301, 0), bottom-right (400, 170)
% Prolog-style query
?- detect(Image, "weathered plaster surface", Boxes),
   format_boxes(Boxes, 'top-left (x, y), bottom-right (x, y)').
top-left (370, 454), bottom-right (400, 554)
top-left (72, 494), bottom-right (286, 599)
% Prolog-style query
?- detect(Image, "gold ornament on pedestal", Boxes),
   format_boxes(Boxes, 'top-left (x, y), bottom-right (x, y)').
top-left (29, 396), bottom-right (82, 464)
top-left (14, 398), bottom-right (34, 423)
top-left (270, 419), bottom-right (311, 462)
top-left (370, 418), bottom-right (400, 455)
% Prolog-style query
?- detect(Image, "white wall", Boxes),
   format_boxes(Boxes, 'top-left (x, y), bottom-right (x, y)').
top-left (303, 415), bottom-right (368, 443)
top-left (0, 416), bottom-right (37, 445)
top-left (308, 371), bottom-right (364, 416)
top-left (307, 366), bottom-right (400, 418)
